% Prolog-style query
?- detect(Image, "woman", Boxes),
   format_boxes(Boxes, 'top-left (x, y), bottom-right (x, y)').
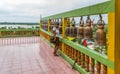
top-left (53, 22), bottom-right (60, 56)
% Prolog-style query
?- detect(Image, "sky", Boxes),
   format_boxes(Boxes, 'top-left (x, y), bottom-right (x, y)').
top-left (0, 0), bottom-right (109, 23)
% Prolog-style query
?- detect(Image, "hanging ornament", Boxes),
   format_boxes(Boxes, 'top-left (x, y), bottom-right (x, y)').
top-left (71, 17), bottom-right (77, 37)
top-left (95, 14), bottom-right (106, 46)
top-left (72, 17), bottom-right (76, 26)
top-left (78, 16), bottom-right (84, 38)
top-left (84, 15), bottom-right (93, 39)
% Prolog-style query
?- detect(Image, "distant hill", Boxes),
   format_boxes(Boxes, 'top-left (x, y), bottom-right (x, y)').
top-left (0, 22), bottom-right (39, 25)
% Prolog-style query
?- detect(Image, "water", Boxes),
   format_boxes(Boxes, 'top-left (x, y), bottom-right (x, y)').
top-left (0, 24), bottom-right (39, 29)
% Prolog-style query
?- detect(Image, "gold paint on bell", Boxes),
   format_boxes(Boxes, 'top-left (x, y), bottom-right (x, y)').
top-left (71, 17), bottom-right (77, 37)
top-left (78, 16), bottom-right (84, 38)
top-left (95, 14), bottom-right (106, 45)
top-left (84, 16), bottom-right (93, 39)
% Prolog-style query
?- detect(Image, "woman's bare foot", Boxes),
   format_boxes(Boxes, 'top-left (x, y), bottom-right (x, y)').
top-left (54, 54), bottom-right (58, 56)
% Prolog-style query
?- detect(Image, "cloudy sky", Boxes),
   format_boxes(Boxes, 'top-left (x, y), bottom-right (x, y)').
top-left (0, 0), bottom-right (109, 23)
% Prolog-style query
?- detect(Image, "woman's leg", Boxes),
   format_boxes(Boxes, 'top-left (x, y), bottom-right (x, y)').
top-left (54, 45), bottom-right (59, 56)
top-left (53, 37), bottom-right (59, 56)
top-left (53, 45), bottom-right (57, 54)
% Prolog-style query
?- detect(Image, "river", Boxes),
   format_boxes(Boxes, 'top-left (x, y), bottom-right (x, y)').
top-left (0, 24), bottom-right (39, 29)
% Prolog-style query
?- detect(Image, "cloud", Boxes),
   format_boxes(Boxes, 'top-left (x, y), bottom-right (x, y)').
top-left (0, 0), bottom-right (109, 22)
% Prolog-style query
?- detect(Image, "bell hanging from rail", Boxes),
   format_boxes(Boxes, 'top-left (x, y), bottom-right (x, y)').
top-left (67, 18), bottom-right (70, 26)
top-left (78, 16), bottom-right (84, 38)
top-left (50, 19), bottom-right (54, 30)
top-left (65, 18), bottom-right (71, 36)
top-left (56, 19), bottom-right (59, 27)
top-left (59, 19), bottom-right (62, 34)
top-left (72, 17), bottom-right (75, 25)
top-left (57, 19), bottom-right (59, 24)
top-left (95, 14), bottom-right (106, 45)
top-left (71, 17), bottom-right (77, 37)
top-left (84, 16), bottom-right (93, 39)
top-left (53, 19), bottom-right (56, 25)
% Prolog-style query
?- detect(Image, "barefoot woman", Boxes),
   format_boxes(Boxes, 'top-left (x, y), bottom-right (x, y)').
top-left (53, 22), bottom-right (60, 56)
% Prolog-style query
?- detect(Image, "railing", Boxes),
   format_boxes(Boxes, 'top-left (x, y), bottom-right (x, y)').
top-left (0, 29), bottom-right (40, 38)
top-left (40, 0), bottom-right (115, 74)
top-left (40, 29), bottom-right (114, 74)
top-left (0, 37), bottom-right (40, 46)
top-left (40, 29), bottom-right (50, 41)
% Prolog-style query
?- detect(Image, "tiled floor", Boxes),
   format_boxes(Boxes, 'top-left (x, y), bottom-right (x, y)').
top-left (0, 37), bottom-right (79, 74)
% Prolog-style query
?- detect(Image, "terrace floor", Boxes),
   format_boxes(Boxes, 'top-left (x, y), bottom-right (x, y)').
top-left (0, 37), bottom-right (79, 74)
